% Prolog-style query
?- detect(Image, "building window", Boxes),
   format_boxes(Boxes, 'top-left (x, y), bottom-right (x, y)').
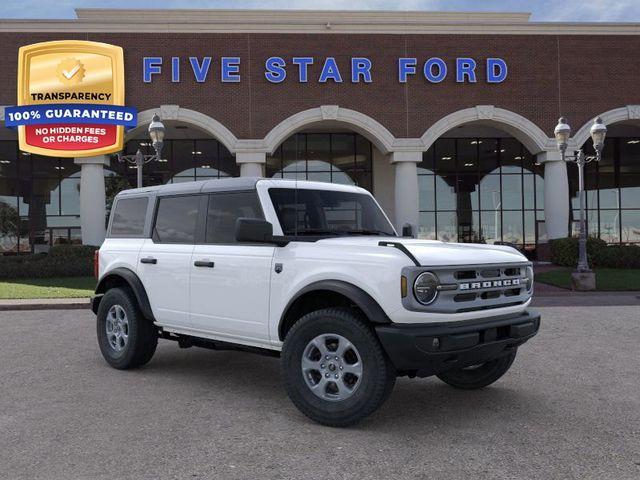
top-left (418, 137), bottom-right (544, 252)
top-left (569, 137), bottom-right (640, 244)
top-left (266, 133), bottom-right (373, 192)
top-left (120, 138), bottom-right (239, 185)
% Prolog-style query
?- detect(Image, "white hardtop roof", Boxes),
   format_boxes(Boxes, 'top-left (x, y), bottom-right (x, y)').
top-left (116, 177), bottom-right (369, 198)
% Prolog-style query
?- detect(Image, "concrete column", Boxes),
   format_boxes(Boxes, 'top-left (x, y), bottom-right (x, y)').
top-left (236, 151), bottom-right (266, 177)
top-left (391, 151), bottom-right (421, 236)
top-left (538, 151), bottom-right (569, 240)
top-left (74, 155), bottom-right (109, 246)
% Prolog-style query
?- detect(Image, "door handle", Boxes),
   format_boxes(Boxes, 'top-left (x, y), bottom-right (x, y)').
top-left (194, 260), bottom-right (215, 268)
top-left (140, 257), bottom-right (157, 264)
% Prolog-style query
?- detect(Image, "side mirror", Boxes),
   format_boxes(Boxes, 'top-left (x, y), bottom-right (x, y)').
top-left (235, 218), bottom-right (275, 243)
top-left (401, 224), bottom-right (414, 238)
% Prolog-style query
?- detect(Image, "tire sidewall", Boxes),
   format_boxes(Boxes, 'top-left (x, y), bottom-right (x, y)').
top-left (97, 288), bottom-right (145, 369)
top-left (282, 309), bottom-right (393, 422)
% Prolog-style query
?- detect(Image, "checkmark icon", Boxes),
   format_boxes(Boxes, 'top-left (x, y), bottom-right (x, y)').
top-left (62, 64), bottom-right (80, 79)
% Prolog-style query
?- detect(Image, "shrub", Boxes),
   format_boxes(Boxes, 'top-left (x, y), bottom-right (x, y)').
top-left (0, 245), bottom-right (96, 279)
top-left (549, 237), bottom-right (607, 267)
top-left (550, 237), bottom-right (640, 269)
top-left (593, 244), bottom-right (640, 269)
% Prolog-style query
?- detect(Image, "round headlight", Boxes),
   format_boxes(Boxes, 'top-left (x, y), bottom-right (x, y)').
top-left (413, 272), bottom-right (439, 305)
top-left (525, 266), bottom-right (534, 293)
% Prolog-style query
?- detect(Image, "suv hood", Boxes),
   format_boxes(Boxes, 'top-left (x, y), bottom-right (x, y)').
top-left (316, 237), bottom-right (528, 266)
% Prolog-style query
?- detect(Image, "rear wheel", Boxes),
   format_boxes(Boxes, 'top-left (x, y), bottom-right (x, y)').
top-left (436, 350), bottom-right (517, 390)
top-left (282, 308), bottom-right (396, 427)
top-left (97, 287), bottom-right (158, 370)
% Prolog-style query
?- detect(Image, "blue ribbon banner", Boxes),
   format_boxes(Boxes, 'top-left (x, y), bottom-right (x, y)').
top-left (5, 104), bottom-right (137, 128)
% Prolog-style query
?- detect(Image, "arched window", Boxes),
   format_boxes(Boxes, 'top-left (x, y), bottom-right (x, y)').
top-left (418, 137), bottom-right (544, 252)
top-left (266, 133), bottom-right (373, 192)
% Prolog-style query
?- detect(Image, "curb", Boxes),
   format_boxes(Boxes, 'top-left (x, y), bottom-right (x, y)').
top-left (0, 298), bottom-right (90, 311)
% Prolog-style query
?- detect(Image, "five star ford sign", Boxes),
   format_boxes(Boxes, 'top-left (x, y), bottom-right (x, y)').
top-left (5, 40), bottom-right (137, 158)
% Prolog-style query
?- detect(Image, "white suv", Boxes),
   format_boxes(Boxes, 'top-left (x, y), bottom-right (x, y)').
top-left (93, 178), bottom-right (540, 426)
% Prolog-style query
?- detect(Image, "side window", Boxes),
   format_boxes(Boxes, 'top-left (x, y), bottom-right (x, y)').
top-left (205, 191), bottom-right (263, 243)
top-left (110, 197), bottom-right (148, 237)
top-left (154, 195), bottom-right (200, 244)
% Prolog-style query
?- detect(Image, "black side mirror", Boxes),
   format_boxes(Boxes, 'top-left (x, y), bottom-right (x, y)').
top-left (235, 218), bottom-right (275, 243)
top-left (402, 224), bottom-right (414, 238)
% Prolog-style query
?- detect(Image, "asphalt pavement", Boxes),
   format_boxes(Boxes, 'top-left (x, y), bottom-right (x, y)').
top-left (1, 307), bottom-right (639, 480)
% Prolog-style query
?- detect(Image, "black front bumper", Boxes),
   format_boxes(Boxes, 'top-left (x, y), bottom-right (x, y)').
top-left (375, 310), bottom-right (540, 378)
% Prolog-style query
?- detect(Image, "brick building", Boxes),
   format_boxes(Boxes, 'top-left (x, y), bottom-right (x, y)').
top-left (0, 9), bottom-right (639, 253)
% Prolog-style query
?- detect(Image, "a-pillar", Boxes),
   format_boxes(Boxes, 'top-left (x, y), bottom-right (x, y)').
top-left (74, 155), bottom-right (109, 246)
top-left (391, 151), bottom-right (421, 236)
top-left (538, 151), bottom-right (569, 240)
top-left (237, 152), bottom-right (266, 177)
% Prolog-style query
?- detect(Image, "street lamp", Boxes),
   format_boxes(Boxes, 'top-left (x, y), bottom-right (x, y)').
top-left (553, 116), bottom-right (607, 275)
top-left (117, 113), bottom-right (166, 188)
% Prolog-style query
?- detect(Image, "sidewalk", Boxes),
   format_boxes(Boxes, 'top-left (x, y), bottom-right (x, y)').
top-left (0, 297), bottom-right (90, 311)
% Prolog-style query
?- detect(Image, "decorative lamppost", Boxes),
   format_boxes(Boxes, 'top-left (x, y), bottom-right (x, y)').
top-left (553, 116), bottom-right (607, 287)
top-left (117, 113), bottom-right (166, 188)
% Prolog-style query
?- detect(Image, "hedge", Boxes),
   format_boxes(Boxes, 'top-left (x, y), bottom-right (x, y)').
top-left (550, 237), bottom-right (640, 269)
top-left (0, 245), bottom-right (96, 279)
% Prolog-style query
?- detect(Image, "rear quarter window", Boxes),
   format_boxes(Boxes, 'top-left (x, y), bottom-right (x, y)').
top-left (110, 197), bottom-right (149, 237)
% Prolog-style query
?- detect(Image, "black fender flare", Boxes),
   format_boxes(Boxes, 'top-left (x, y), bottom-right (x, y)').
top-left (93, 267), bottom-right (155, 321)
top-left (278, 280), bottom-right (391, 340)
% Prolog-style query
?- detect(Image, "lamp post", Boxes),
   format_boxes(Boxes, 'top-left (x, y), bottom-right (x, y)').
top-left (117, 113), bottom-right (166, 188)
top-left (553, 116), bottom-right (607, 277)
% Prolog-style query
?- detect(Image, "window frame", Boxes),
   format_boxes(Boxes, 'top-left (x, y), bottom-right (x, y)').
top-left (201, 189), bottom-right (266, 246)
top-left (151, 193), bottom-right (205, 245)
top-left (108, 196), bottom-right (150, 239)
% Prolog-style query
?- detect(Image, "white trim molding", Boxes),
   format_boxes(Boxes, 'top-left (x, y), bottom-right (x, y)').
top-left (128, 106), bottom-right (239, 154)
top-left (420, 106), bottom-right (553, 154)
top-left (572, 105), bottom-right (640, 148)
top-left (263, 106), bottom-right (396, 155)
top-left (2, 10), bottom-right (639, 35)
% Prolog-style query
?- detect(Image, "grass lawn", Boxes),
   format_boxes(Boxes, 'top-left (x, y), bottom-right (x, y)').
top-left (536, 268), bottom-right (640, 291)
top-left (0, 276), bottom-right (96, 299)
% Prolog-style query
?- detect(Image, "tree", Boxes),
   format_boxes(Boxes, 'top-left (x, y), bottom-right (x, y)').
top-left (0, 201), bottom-right (20, 251)
top-left (105, 174), bottom-right (131, 215)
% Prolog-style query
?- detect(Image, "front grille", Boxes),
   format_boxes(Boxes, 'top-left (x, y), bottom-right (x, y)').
top-left (402, 263), bottom-right (532, 314)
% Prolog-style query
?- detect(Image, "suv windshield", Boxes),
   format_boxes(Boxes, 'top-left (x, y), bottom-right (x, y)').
top-left (268, 188), bottom-right (396, 237)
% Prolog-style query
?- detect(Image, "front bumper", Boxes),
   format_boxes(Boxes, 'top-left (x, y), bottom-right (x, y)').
top-left (375, 310), bottom-right (540, 377)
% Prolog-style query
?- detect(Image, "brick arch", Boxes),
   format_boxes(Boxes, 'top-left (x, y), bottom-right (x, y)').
top-left (127, 105), bottom-right (239, 153)
top-left (420, 105), bottom-right (553, 155)
top-left (572, 105), bottom-right (640, 148)
top-left (263, 106), bottom-right (396, 155)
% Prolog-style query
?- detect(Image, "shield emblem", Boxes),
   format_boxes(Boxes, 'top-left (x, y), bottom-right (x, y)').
top-left (16, 40), bottom-right (125, 157)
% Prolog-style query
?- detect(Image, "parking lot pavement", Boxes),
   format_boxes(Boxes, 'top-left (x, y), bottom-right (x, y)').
top-left (1, 308), bottom-right (638, 480)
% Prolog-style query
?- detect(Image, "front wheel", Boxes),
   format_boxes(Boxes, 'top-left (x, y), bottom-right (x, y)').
top-left (436, 350), bottom-right (517, 390)
top-left (282, 308), bottom-right (396, 427)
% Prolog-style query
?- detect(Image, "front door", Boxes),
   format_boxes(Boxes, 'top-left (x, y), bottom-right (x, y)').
top-left (137, 194), bottom-right (201, 328)
top-left (189, 191), bottom-right (274, 345)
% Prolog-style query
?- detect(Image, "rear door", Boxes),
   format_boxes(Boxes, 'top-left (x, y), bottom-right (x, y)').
top-left (137, 194), bottom-right (202, 328)
top-left (190, 191), bottom-right (274, 344)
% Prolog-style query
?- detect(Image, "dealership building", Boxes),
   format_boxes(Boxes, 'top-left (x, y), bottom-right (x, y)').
top-left (0, 8), bottom-right (639, 255)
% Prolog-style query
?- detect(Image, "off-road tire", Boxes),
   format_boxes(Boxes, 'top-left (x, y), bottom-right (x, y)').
top-left (97, 287), bottom-right (158, 370)
top-left (436, 350), bottom-right (517, 390)
top-left (282, 307), bottom-right (396, 427)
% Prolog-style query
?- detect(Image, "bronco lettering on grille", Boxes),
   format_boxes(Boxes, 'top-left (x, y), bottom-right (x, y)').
top-left (459, 278), bottom-right (521, 290)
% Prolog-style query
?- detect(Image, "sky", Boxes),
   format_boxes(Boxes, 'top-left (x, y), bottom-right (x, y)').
top-left (1, 0), bottom-right (639, 22)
